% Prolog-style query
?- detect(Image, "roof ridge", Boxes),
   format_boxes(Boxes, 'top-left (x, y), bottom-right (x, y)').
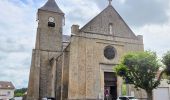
top-left (80, 5), bottom-right (137, 39)
top-left (0, 81), bottom-right (15, 89)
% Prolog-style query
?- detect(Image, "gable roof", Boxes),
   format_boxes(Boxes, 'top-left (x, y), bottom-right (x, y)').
top-left (39, 0), bottom-right (64, 14)
top-left (80, 5), bottom-right (137, 39)
top-left (0, 81), bottom-right (15, 90)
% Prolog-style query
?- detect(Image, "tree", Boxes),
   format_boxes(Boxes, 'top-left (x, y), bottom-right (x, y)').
top-left (162, 51), bottom-right (170, 76)
top-left (14, 88), bottom-right (27, 97)
top-left (115, 51), bottom-right (162, 100)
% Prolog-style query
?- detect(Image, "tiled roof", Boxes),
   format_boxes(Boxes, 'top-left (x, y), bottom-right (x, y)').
top-left (39, 0), bottom-right (64, 14)
top-left (0, 81), bottom-right (15, 89)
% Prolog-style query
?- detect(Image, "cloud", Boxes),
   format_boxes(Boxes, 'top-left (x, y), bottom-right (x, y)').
top-left (0, 0), bottom-right (36, 88)
top-left (0, 68), bottom-right (30, 89)
top-left (133, 21), bottom-right (170, 56)
top-left (76, 0), bottom-right (170, 30)
top-left (0, 37), bottom-right (30, 53)
top-left (60, 0), bottom-right (101, 34)
top-left (114, 0), bottom-right (170, 27)
top-left (0, 54), bottom-right (31, 88)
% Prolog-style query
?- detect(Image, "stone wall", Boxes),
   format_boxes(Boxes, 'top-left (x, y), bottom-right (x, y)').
top-left (26, 50), bottom-right (40, 100)
top-left (35, 10), bottom-right (63, 51)
top-left (67, 29), bottom-right (143, 99)
top-left (27, 6), bottom-right (64, 100)
top-left (61, 45), bottom-right (70, 100)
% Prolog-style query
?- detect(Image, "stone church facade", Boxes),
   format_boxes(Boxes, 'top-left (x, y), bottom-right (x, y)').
top-left (26, 0), bottom-right (144, 100)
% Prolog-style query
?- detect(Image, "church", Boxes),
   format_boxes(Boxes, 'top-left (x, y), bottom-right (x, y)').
top-left (26, 0), bottom-right (144, 100)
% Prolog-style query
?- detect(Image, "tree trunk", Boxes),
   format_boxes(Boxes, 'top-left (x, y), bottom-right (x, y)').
top-left (147, 91), bottom-right (153, 100)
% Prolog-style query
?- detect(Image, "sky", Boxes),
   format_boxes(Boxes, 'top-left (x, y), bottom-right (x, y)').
top-left (0, 0), bottom-right (170, 89)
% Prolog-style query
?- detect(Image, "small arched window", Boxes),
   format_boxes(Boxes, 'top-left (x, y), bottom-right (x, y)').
top-left (109, 23), bottom-right (113, 34)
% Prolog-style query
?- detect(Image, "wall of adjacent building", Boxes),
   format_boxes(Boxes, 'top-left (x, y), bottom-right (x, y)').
top-left (0, 89), bottom-right (14, 99)
top-left (153, 79), bottom-right (170, 100)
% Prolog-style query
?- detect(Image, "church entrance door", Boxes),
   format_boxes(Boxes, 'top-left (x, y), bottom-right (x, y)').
top-left (104, 72), bottom-right (117, 100)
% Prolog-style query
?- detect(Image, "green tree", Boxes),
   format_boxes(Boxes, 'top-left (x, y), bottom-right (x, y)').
top-left (15, 93), bottom-right (23, 97)
top-left (121, 84), bottom-right (127, 96)
top-left (162, 51), bottom-right (170, 75)
top-left (14, 88), bottom-right (27, 97)
top-left (115, 51), bottom-right (163, 100)
top-left (162, 51), bottom-right (170, 83)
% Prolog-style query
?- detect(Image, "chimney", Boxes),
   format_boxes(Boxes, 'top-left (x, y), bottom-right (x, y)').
top-left (71, 25), bottom-right (79, 35)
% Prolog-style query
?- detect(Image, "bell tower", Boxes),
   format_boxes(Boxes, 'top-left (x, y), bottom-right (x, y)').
top-left (36, 0), bottom-right (64, 51)
top-left (27, 0), bottom-right (64, 100)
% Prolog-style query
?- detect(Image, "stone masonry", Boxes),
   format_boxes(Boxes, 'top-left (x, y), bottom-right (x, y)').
top-left (26, 0), bottom-right (145, 100)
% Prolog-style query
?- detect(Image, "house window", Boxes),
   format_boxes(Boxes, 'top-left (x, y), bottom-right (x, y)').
top-left (8, 91), bottom-right (11, 95)
top-left (109, 23), bottom-right (113, 34)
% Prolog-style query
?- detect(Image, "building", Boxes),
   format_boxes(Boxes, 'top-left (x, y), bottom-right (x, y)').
top-left (26, 0), bottom-right (144, 100)
top-left (153, 79), bottom-right (170, 100)
top-left (0, 81), bottom-right (15, 100)
top-left (152, 71), bottom-right (170, 100)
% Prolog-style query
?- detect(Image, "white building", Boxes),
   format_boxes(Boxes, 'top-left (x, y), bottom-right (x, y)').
top-left (153, 79), bottom-right (170, 100)
top-left (0, 81), bottom-right (15, 100)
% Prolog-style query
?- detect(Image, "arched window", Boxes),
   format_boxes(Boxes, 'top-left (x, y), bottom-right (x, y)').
top-left (109, 23), bottom-right (113, 34)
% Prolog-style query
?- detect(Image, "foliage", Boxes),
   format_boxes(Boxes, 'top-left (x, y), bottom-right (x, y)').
top-left (15, 93), bottom-right (23, 97)
top-left (162, 51), bottom-right (170, 75)
top-left (115, 64), bottom-right (128, 77)
top-left (14, 88), bottom-right (27, 97)
top-left (121, 84), bottom-right (127, 96)
top-left (115, 51), bottom-right (162, 100)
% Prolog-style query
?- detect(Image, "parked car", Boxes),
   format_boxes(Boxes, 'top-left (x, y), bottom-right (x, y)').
top-left (117, 96), bottom-right (138, 100)
top-left (42, 97), bottom-right (55, 100)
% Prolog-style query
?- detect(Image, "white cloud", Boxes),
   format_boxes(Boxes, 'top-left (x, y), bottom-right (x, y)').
top-left (0, 0), bottom-right (36, 88)
top-left (0, 0), bottom-right (37, 35)
top-left (116, 0), bottom-right (126, 4)
top-left (132, 1), bottom-right (170, 56)
top-left (115, 0), bottom-right (170, 27)
top-left (133, 21), bottom-right (170, 57)
top-left (61, 0), bottom-right (100, 34)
